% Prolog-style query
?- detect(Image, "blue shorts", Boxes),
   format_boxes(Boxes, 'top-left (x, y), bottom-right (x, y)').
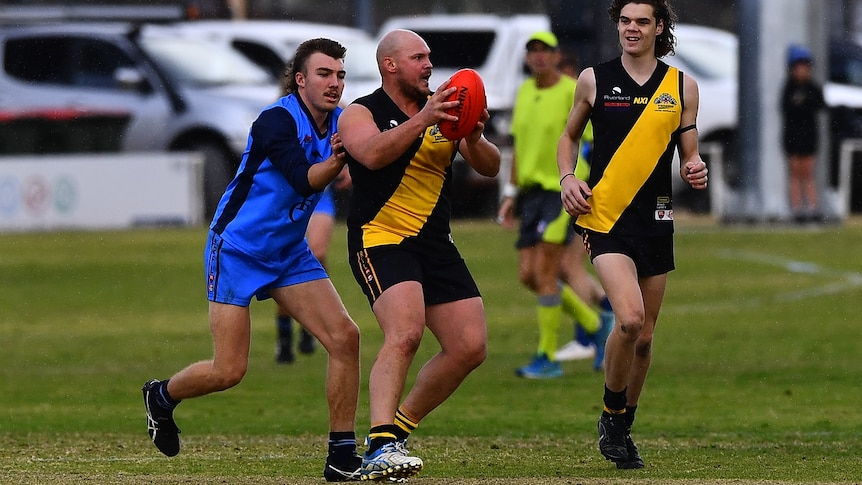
top-left (205, 231), bottom-right (327, 306)
top-left (315, 185), bottom-right (336, 218)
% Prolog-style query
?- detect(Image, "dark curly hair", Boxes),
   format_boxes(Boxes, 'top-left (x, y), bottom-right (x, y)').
top-left (281, 38), bottom-right (347, 96)
top-left (607, 0), bottom-right (678, 58)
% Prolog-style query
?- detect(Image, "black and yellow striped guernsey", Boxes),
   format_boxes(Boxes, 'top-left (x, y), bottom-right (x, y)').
top-left (345, 88), bottom-right (459, 250)
top-left (577, 57), bottom-right (683, 236)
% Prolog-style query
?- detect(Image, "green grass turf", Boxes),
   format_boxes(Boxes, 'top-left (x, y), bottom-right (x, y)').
top-left (1, 216), bottom-right (861, 484)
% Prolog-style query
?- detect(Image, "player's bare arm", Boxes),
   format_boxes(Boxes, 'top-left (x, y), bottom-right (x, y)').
top-left (338, 86), bottom-right (458, 170)
top-left (558, 67), bottom-right (596, 216)
top-left (458, 108), bottom-right (501, 177)
top-left (678, 73), bottom-right (708, 190)
top-left (307, 132), bottom-right (347, 191)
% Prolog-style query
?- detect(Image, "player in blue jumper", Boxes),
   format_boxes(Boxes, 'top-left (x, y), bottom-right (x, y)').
top-left (142, 38), bottom-right (363, 482)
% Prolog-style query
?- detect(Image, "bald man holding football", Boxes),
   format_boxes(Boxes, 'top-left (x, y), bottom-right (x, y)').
top-left (337, 28), bottom-right (500, 481)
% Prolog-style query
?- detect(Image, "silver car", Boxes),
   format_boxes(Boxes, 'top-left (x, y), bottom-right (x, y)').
top-left (0, 22), bottom-right (279, 218)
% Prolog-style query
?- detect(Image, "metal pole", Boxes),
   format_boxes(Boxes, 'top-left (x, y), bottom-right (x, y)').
top-left (354, 0), bottom-right (374, 34)
top-left (736, 0), bottom-right (761, 221)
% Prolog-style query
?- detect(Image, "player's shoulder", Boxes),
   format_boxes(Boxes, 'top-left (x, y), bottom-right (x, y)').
top-left (660, 60), bottom-right (695, 85)
top-left (574, 67), bottom-right (597, 95)
top-left (265, 95), bottom-right (300, 118)
top-left (256, 99), bottom-right (299, 129)
top-left (339, 97), bottom-right (373, 128)
top-left (681, 71), bottom-right (700, 96)
top-left (350, 87), bottom-right (386, 108)
top-left (577, 66), bottom-right (597, 83)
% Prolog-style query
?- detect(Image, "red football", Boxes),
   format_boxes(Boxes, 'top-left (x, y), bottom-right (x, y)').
top-left (437, 68), bottom-right (486, 140)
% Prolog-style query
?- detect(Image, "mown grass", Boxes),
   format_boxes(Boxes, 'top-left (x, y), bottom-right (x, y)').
top-left (1, 216), bottom-right (861, 484)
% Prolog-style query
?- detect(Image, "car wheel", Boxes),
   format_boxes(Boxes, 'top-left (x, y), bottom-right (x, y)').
top-left (185, 141), bottom-right (235, 221)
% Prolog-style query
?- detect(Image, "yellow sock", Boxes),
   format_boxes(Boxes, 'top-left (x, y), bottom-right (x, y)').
top-left (537, 299), bottom-right (562, 359)
top-left (560, 284), bottom-right (599, 333)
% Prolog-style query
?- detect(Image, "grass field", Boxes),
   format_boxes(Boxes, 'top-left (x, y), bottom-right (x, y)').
top-left (1, 215), bottom-right (861, 484)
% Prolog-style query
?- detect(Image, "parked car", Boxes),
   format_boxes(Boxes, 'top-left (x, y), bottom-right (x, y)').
top-left (0, 107), bottom-right (130, 154)
top-left (0, 22), bottom-right (278, 218)
top-left (164, 20), bottom-right (381, 105)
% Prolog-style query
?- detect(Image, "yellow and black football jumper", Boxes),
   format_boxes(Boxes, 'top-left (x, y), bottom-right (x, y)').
top-left (577, 57), bottom-right (683, 237)
top-left (345, 88), bottom-right (481, 306)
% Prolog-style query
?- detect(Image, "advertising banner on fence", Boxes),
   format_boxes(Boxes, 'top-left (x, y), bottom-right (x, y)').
top-left (0, 152), bottom-right (203, 232)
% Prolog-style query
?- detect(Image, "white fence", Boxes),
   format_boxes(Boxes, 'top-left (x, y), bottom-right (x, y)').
top-left (0, 152), bottom-right (203, 232)
top-left (703, 139), bottom-right (862, 221)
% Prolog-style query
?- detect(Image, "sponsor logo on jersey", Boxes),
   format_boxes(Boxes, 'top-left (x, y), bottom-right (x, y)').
top-left (654, 196), bottom-right (673, 221)
top-left (603, 88), bottom-right (632, 109)
top-left (653, 93), bottom-right (679, 112)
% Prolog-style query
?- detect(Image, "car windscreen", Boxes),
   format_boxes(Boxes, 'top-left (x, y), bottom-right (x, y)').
top-left (412, 30), bottom-right (496, 69)
top-left (140, 35), bottom-right (271, 87)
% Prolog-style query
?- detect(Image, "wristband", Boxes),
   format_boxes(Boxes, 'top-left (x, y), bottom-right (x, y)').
top-left (501, 183), bottom-right (518, 199)
top-left (559, 172), bottom-right (575, 185)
